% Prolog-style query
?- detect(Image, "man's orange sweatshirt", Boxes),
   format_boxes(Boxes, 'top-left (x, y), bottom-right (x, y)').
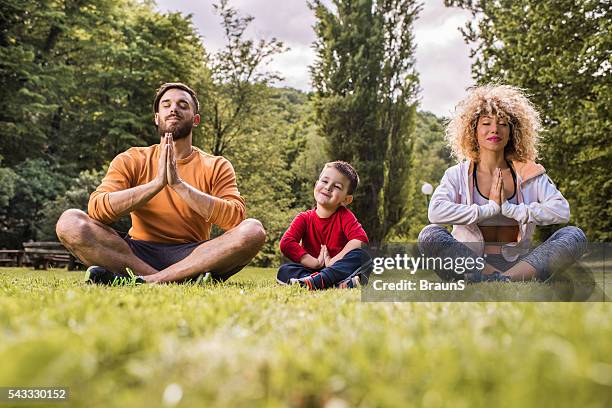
top-left (88, 144), bottom-right (246, 243)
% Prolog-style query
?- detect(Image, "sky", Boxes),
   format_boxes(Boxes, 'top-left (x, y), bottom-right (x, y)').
top-left (155, 0), bottom-right (475, 117)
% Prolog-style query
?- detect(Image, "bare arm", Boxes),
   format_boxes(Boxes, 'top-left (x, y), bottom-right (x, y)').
top-left (169, 182), bottom-right (215, 219)
top-left (107, 180), bottom-right (165, 218)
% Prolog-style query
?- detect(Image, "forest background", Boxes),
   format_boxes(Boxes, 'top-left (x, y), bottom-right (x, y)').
top-left (0, 0), bottom-right (609, 266)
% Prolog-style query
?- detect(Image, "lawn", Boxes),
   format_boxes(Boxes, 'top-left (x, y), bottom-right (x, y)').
top-left (0, 267), bottom-right (610, 408)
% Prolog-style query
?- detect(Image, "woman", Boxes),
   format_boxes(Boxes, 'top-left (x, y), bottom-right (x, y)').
top-left (418, 84), bottom-right (586, 282)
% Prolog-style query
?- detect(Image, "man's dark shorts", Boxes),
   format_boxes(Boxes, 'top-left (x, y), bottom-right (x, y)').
top-left (121, 234), bottom-right (244, 281)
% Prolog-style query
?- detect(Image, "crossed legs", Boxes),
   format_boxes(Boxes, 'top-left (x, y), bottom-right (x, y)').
top-left (417, 224), bottom-right (587, 281)
top-left (55, 209), bottom-right (266, 283)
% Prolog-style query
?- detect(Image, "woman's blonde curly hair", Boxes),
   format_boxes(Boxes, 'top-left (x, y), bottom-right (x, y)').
top-left (445, 84), bottom-right (542, 162)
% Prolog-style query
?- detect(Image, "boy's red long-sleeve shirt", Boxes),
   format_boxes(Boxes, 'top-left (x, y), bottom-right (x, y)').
top-left (279, 206), bottom-right (368, 262)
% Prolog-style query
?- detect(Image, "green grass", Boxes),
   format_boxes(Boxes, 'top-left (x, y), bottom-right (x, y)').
top-left (0, 267), bottom-right (610, 408)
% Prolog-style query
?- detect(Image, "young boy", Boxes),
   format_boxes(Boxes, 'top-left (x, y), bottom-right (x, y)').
top-left (277, 161), bottom-right (371, 289)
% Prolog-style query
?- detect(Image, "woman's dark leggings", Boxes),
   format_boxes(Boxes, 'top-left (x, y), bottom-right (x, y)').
top-left (417, 225), bottom-right (587, 281)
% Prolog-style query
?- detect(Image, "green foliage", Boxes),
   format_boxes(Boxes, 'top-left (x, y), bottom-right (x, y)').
top-left (36, 167), bottom-right (132, 240)
top-left (228, 124), bottom-right (293, 266)
top-left (35, 168), bottom-right (103, 241)
top-left (310, 0), bottom-right (421, 246)
top-left (446, 0), bottom-right (611, 241)
top-left (0, 159), bottom-right (69, 247)
top-left (0, 0), bottom-right (210, 172)
top-left (224, 88), bottom-right (317, 266)
top-left (0, 166), bottom-right (18, 209)
top-left (392, 111), bottom-right (453, 240)
top-left (288, 107), bottom-right (330, 211)
top-left (0, 166), bottom-right (20, 241)
top-left (0, 0), bottom-right (208, 246)
top-left (0, 269), bottom-right (610, 406)
top-left (198, 0), bottom-right (287, 156)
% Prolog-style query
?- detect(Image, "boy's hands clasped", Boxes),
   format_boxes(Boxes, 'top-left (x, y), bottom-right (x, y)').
top-left (299, 245), bottom-right (337, 269)
top-left (322, 245), bottom-right (337, 267)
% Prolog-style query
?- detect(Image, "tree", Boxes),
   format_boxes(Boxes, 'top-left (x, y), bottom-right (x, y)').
top-left (310, 0), bottom-right (421, 246)
top-left (392, 111), bottom-right (453, 240)
top-left (446, 0), bottom-right (611, 241)
top-left (0, 0), bottom-right (210, 173)
top-left (0, 165), bottom-right (19, 244)
top-left (0, 159), bottom-right (69, 248)
top-left (0, 0), bottom-right (209, 246)
top-left (37, 166), bottom-right (131, 241)
top-left (222, 87), bottom-right (314, 266)
top-left (199, 0), bottom-right (287, 156)
top-left (288, 97), bottom-right (330, 211)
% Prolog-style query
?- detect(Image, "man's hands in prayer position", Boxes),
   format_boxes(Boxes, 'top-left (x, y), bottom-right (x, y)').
top-left (155, 133), bottom-right (182, 190)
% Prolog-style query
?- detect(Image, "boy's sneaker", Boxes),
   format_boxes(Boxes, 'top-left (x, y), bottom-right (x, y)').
top-left (289, 276), bottom-right (316, 290)
top-left (85, 266), bottom-right (145, 286)
top-left (290, 274), bottom-right (362, 290)
top-left (337, 275), bottom-right (361, 289)
top-left (289, 272), bottom-right (328, 290)
top-left (336, 258), bottom-right (373, 288)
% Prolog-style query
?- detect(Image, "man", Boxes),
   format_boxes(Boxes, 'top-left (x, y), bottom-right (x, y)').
top-left (56, 82), bottom-right (266, 284)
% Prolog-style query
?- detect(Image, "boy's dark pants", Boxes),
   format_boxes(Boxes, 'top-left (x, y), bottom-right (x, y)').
top-left (277, 248), bottom-right (371, 287)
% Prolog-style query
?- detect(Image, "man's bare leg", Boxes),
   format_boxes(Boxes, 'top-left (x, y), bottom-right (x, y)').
top-left (55, 209), bottom-right (158, 276)
top-left (143, 218), bottom-right (266, 283)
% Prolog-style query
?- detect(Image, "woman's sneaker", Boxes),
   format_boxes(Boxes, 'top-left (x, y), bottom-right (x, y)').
top-left (465, 271), bottom-right (511, 283)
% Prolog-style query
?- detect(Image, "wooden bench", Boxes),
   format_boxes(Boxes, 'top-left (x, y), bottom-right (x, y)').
top-left (22, 241), bottom-right (82, 271)
top-left (0, 249), bottom-right (24, 267)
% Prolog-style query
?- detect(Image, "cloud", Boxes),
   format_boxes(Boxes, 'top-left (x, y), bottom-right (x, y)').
top-left (268, 45), bottom-right (315, 91)
top-left (155, 0), bottom-right (475, 116)
top-left (414, 1), bottom-right (475, 116)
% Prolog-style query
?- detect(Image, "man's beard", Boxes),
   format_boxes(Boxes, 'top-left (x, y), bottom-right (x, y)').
top-left (157, 117), bottom-right (193, 140)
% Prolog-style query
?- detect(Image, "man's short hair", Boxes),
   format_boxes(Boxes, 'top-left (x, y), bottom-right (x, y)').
top-left (324, 161), bottom-right (359, 194)
top-left (153, 82), bottom-right (200, 114)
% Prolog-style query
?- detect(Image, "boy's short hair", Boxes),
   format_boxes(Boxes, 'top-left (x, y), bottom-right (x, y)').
top-left (324, 161), bottom-right (359, 194)
top-left (153, 82), bottom-right (200, 114)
